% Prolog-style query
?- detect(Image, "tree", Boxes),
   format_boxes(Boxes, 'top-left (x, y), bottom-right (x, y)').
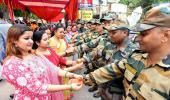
top-left (119, 0), bottom-right (142, 9)
top-left (120, 0), bottom-right (170, 12)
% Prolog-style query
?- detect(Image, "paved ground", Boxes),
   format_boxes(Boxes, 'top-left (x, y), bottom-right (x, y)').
top-left (71, 68), bottom-right (100, 100)
top-left (0, 80), bottom-right (14, 100)
top-left (72, 85), bottom-right (100, 100)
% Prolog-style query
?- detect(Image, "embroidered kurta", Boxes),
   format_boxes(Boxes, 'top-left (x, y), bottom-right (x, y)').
top-left (2, 55), bottom-right (61, 100)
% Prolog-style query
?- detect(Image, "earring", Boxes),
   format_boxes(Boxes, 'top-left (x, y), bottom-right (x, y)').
top-left (15, 44), bottom-right (18, 47)
top-left (14, 44), bottom-right (19, 49)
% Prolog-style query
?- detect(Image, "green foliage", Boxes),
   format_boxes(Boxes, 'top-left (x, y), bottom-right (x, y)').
top-left (119, 0), bottom-right (142, 9)
top-left (14, 10), bottom-right (23, 17)
top-left (119, 0), bottom-right (170, 12)
top-left (119, 0), bottom-right (170, 8)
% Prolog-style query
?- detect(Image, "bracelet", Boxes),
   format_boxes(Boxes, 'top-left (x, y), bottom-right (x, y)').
top-left (71, 73), bottom-right (75, 78)
top-left (65, 51), bottom-right (67, 56)
top-left (65, 72), bottom-right (67, 78)
top-left (74, 47), bottom-right (77, 52)
top-left (70, 84), bottom-right (73, 91)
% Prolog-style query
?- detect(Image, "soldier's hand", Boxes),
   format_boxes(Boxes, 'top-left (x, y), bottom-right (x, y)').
top-left (74, 62), bottom-right (84, 70)
top-left (73, 74), bottom-right (83, 80)
top-left (76, 58), bottom-right (84, 63)
top-left (83, 74), bottom-right (93, 86)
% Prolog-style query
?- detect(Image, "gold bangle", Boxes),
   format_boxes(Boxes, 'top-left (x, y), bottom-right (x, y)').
top-left (65, 72), bottom-right (68, 78)
top-left (71, 73), bottom-right (75, 78)
top-left (65, 51), bottom-right (67, 55)
top-left (70, 84), bottom-right (73, 91)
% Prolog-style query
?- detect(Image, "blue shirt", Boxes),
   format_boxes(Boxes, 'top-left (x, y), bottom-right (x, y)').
top-left (0, 20), bottom-right (12, 63)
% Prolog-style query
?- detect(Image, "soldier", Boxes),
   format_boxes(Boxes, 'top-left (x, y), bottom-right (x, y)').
top-left (77, 20), bottom-right (86, 34)
top-left (85, 6), bottom-right (170, 100)
top-left (79, 25), bottom-right (138, 66)
top-left (73, 19), bottom-right (98, 46)
top-left (66, 20), bottom-right (108, 69)
top-left (78, 25), bottom-right (138, 99)
top-left (73, 20), bottom-right (108, 55)
top-left (100, 16), bottom-right (113, 28)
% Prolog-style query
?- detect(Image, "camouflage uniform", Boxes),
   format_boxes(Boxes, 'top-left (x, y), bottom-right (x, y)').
top-left (73, 30), bottom-right (98, 58)
top-left (74, 30), bottom-right (99, 46)
top-left (76, 30), bottom-right (108, 73)
top-left (76, 30), bottom-right (108, 54)
top-left (83, 39), bottom-right (137, 70)
top-left (89, 50), bottom-right (170, 100)
top-left (83, 38), bottom-right (137, 100)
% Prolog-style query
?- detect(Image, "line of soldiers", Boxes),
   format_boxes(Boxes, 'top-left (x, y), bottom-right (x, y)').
top-left (67, 6), bottom-right (170, 100)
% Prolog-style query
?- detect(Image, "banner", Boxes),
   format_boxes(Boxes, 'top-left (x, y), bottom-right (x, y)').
top-left (78, 0), bottom-right (92, 8)
top-left (78, 10), bottom-right (93, 21)
top-left (7, 0), bottom-right (14, 21)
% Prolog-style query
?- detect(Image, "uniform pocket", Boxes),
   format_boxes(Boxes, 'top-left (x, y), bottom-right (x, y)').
top-left (124, 64), bottom-right (137, 81)
top-left (138, 83), bottom-right (165, 100)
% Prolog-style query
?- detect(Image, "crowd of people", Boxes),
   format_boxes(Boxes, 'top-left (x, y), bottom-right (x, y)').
top-left (1, 5), bottom-right (170, 100)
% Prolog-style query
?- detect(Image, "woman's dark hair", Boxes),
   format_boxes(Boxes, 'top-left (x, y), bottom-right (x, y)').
top-left (6, 24), bottom-right (31, 58)
top-left (51, 24), bottom-right (64, 36)
top-left (0, 11), bottom-right (3, 19)
top-left (39, 25), bottom-right (48, 31)
top-left (32, 30), bottom-right (45, 50)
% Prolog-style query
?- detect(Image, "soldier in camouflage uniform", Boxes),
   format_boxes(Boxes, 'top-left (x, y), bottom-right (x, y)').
top-left (66, 20), bottom-right (109, 74)
top-left (100, 16), bottom-right (113, 29)
top-left (72, 19), bottom-right (99, 67)
top-left (80, 26), bottom-right (138, 69)
top-left (74, 19), bottom-right (98, 46)
top-left (74, 20), bottom-right (108, 56)
top-left (64, 20), bottom-right (110, 95)
top-left (85, 6), bottom-right (170, 100)
top-left (79, 25), bottom-right (138, 99)
top-left (74, 15), bottom-right (113, 47)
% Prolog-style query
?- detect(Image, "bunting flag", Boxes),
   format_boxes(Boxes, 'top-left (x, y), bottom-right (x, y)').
top-left (65, 0), bottom-right (78, 22)
top-left (7, 0), bottom-right (14, 21)
top-left (0, 0), bottom-right (2, 4)
top-left (19, 0), bottom-right (69, 21)
top-left (0, 0), bottom-right (78, 21)
top-left (51, 12), bottom-right (64, 22)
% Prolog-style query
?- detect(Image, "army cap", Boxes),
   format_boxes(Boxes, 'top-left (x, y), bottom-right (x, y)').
top-left (134, 6), bottom-right (170, 32)
top-left (100, 16), bottom-right (112, 22)
top-left (77, 20), bottom-right (85, 24)
top-left (94, 19), bottom-right (102, 25)
top-left (107, 25), bottom-right (130, 31)
top-left (88, 19), bottom-right (96, 24)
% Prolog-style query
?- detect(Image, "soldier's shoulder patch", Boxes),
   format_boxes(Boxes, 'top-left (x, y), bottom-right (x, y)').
top-left (157, 54), bottom-right (170, 68)
top-left (128, 50), bottom-right (147, 60)
top-left (131, 50), bottom-right (145, 54)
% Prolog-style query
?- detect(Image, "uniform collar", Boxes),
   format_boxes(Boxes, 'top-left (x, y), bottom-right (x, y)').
top-left (141, 52), bottom-right (170, 68)
top-left (157, 55), bottom-right (170, 68)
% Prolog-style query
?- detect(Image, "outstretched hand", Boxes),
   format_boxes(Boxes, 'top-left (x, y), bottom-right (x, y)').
top-left (74, 62), bottom-right (84, 70)
top-left (69, 78), bottom-right (83, 91)
top-left (83, 74), bottom-right (93, 86)
top-left (66, 47), bottom-right (75, 54)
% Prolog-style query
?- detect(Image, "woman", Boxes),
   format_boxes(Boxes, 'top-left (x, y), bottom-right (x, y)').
top-left (2, 24), bottom-right (83, 100)
top-left (65, 26), bottom-right (72, 43)
top-left (49, 25), bottom-right (68, 56)
top-left (70, 24), bottom-right (78, 41)
top-left (32, 30), bottom-right (83, 71)
top-left (49, 25), bottom-right (79, 100)
top-left (38, 25), bottom-right (52, 38)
